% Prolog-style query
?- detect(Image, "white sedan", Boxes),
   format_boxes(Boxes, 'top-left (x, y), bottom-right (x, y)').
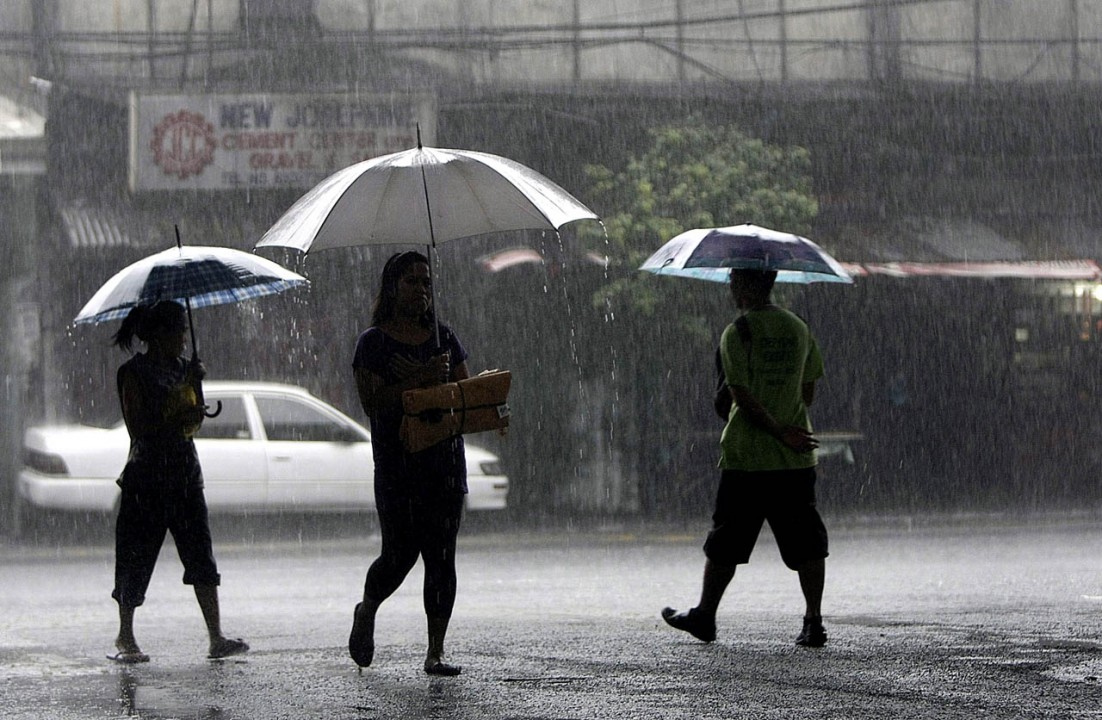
top-left (18, 381), bottom-right (509, 518)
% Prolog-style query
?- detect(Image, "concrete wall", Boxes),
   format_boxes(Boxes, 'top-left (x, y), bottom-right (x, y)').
top-left (0, 178), bottom-right (40, 537)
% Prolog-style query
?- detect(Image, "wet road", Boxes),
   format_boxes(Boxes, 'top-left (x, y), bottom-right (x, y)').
top-left (1, 514), bottom-right (1100, 719)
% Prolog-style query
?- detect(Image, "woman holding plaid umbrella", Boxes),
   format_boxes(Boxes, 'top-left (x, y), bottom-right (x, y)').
top-left (108, 300), bottom-right (248, 663)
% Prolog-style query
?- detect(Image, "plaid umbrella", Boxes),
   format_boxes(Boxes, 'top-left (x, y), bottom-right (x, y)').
top-left (73, 244), bottom-right (308, 325)
top-left (74, 241), bottom-right (308, 420)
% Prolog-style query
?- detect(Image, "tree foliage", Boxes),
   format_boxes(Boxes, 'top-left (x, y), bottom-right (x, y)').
top-left (580, 122), bottom-right (819, 336)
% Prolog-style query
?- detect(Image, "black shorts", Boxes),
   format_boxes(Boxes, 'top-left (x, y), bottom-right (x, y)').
top-left (113, 461), bottom-right (220, 609)
top-left (703, 467), bottom-right (828, 570)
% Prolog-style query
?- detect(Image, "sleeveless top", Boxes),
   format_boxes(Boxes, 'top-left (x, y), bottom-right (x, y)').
top-left (116, 352), bottom-right (201, 487)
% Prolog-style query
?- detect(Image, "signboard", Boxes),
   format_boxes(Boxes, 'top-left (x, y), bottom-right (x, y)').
top-left (129, 93), bottom-right (436, 192)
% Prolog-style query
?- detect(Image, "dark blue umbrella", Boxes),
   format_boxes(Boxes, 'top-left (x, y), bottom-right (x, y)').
top-left (74, 238), bottom-right (308, 419)
top-left (640, 224), bottom-right (854, 284)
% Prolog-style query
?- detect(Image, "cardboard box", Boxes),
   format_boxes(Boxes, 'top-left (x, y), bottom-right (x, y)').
top-left (400, 370), bottom-right (511, 452)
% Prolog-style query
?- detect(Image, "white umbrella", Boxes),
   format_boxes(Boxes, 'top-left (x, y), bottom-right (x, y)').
top-left (256, 142), bottom-right (600, 254)
top-left (255, 134), bottom-right (601, 343)
top-left (639, 224), bottom-right (854, 285)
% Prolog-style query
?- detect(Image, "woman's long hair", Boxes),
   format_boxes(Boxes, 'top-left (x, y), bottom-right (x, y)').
top-left (112, 300), bottom-right (187, 353)
top-left (370, 251), bottom-right (433, 327)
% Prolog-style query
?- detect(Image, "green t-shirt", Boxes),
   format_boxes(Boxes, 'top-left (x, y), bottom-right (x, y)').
top-left (718, 306), bottom-right (824, 471)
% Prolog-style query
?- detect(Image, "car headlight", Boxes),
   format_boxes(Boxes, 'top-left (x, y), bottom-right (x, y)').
top-left (22, 449), bottom-right (70, 476)
top-left (479, 460), bottom-right (503, 476)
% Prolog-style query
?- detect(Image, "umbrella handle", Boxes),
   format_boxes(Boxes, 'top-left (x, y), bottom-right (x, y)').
top-left (186, 353), bottom-right (221, 418)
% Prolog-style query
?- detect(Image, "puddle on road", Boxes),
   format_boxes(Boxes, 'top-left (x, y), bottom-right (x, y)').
top-left (832, 614), bottom-right (942, 630)
top-left (500, 676), bottom-right (591, 686)
top-left (1043, 657), bottom-right (1102, 685)
top-left (118, 674), bottom-right (224, 719)
top-left (0, 652), bottom-right (108, 679)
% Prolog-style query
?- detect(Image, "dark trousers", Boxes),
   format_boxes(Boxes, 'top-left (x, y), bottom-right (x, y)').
top-left (113, 470), bottom-right (220, 609)
top-left (364, 487), bottom-right (464, 618)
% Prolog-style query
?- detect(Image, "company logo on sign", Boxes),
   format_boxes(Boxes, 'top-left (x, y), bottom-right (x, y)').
top-left (150, 110), bottom-right (217, 179)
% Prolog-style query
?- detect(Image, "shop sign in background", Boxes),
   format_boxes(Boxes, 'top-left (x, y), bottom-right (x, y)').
top-left (129, 93), bottom-right (436, 192)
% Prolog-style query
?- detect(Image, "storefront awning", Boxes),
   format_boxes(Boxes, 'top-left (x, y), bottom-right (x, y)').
top-left (59, 202), bottom-right (135, 248)
top-left (57, 195), bottom-right (257, 251)
top-left (845, 260), bottom-right (1102, 280)
top-left (822, 217), bottom-right (1102, 280)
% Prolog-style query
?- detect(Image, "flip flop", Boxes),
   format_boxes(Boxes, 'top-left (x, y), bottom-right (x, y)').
top-left (107, 650), bottom-right (150, 664)
top-left (208, 637), bottom-right (249, 660)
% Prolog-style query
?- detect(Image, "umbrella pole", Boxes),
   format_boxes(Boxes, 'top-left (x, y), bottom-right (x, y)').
top-left (418, 162), bottom-right (442, 350)
top-left (173, 224), bottom-right (221, 418)
top-left (174, 225), bottom-right (201, 360)
top-left (426, 242), bottom-right (440, 349)
top-left (184, 296), bottom-right (199, 360)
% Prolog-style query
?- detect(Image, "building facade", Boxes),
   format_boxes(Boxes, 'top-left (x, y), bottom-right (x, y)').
top-left (2, 0), bottom-right (1101, 529)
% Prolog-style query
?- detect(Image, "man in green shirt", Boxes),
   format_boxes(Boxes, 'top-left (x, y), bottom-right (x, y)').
top-left (662, 268), bottom-right (829, 647)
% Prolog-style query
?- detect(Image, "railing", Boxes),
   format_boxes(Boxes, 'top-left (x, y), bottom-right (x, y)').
top-left (1, 0), bottom-right (1100, 88)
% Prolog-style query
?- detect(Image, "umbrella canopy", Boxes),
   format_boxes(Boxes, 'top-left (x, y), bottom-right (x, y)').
top-left (639, 224), bottom-right (853, 285)
top-left (73, 245), bottom-right (309, 325)
top-left (254, 144), bottom-right (600, 253)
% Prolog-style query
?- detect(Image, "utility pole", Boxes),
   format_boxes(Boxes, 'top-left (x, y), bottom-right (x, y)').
top-left (867, 0), bottom-right (901, 84)
top-left (676, 0), bottom-right (685, 84)
top-left (973, 0), bottom-right (983, 84)
top-left (779, 0), bottom-right (787, 83)
top-left (1070, 0), bottom-right (1080, 85)
top-left (572, 0), bottom-right (581, 83)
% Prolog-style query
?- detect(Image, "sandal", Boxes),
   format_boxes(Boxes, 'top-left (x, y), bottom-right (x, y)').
top-left (107, 650), bottom-right (150, 664)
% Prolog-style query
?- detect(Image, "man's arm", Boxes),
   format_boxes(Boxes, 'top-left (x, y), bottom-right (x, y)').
top-left (731, 384), bottom-right (818, 453)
